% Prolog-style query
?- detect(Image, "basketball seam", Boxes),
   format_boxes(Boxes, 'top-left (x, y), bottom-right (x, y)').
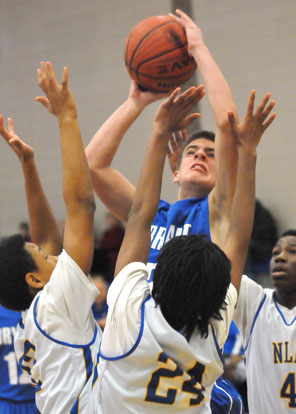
top-left (129, 65), bottom-right (196, 81)
top-left (134, 43), bottom-right (190, 74)
top-left (128, 20), bottom-right (177, 68)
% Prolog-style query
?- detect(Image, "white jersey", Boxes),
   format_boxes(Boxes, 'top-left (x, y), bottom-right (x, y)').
top-left (14, 250), bottom-right (101, 414)
top-left (93, 262), bottom-right (237, 414)
top-left (234, 275), bottom-right (296, 413)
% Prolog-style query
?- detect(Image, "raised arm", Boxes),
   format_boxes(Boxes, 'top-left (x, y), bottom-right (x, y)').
top-left (170, 9), bottom-right (239, 243)
top-left (115, 85), bottom-right (204, 275)
top-left (225, 90), bottom-right (276, 291)
top-left (36, 62), bottom-right (95, 274)
top-left (85, 81), bottom-right (167, 223)
top-left (0, 116), bottom-right (62, 255)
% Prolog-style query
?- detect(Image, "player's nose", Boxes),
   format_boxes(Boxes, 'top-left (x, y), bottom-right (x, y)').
top-left (195, 149), bottom-right (206, 159)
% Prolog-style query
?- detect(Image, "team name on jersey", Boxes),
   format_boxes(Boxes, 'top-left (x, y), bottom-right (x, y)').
top-left (273, 341), bottom-right (296, 363)
top-left (150, 224), bottom-right (192, 251)
top-left (0, 326), bottom-right (16, 345)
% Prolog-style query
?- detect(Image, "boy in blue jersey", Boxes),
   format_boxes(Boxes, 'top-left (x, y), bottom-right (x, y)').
top-left (0, 305), bottom-right (38, 414)
top-left (85, 9), bottom-right (262, 412)
top-left (0, 62), bottom-right (100, 413)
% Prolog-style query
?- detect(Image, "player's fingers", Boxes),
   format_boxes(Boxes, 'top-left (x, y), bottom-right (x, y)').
top-left (7, 117), bottom-right (15, 134)
top-left (246, 90), bottom-right (256, 116)
top-left (35, 96), bottom-right (50, 110)
top-left (165, 87), bottom-right (181, 105)
top-left (37, 63), bottom-right (49, 91)
top-left (61, 67), bottom-right (69, 92)
top-left (261, 100), bottom-right (276, 121)
top-left (174, 130), bottom-right (183, 147)
top-left (262, 113), bottom-right (277, 131)
top-left (255, 93), bottom-right (271, 116)
top-left (45, 61), bottom-right (58, 88)
top-left (185, 113), bottom-right (201, 127)
top-left (227, 111), bottom-right (238, 137)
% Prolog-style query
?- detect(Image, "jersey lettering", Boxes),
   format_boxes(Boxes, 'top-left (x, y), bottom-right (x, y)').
top-left (145, 351), bottom-right (205, 406)
top-left (151, 224), bottom-right (192, 251)
top-left (280, 373), bottom-right (296, 407)
top-left (273, 341), bottom-right (296, 364)
top-left (0, 326), bottom-right (16, 344)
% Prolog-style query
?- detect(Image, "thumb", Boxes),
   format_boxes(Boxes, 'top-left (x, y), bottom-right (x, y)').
top-left (35, 96), bottom-right (50, 110)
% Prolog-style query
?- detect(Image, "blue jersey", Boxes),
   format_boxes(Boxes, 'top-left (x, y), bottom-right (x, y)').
top-left (0, 305), bottom-right (37, 412)
top-left (147, 197), bottom-right (210, 280)
top-left (148, 197), bottom-right (245, 414)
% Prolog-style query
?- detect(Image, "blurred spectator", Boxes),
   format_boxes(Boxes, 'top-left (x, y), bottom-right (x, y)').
top-left (0, 304), bottom-right (38, 413)
top-left (244, 199), bottom-right (278, 287)
top-left (18, 221), bottom-right (31, 242)
top-left (91, 275), bottom-right (109, 330)
top-left (92, 212), bottom-right (125, 282)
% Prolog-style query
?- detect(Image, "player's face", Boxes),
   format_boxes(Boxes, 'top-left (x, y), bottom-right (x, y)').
top-left (173, 138), bottom-right (216, 196)
top-left (25, 243), bottom-right (58, 286)
top-left (270, 236), bottom-right (296, 292)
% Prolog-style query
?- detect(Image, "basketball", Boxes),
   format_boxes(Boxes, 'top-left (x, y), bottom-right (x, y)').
top-left (124, 15), bottom-right (197, 93)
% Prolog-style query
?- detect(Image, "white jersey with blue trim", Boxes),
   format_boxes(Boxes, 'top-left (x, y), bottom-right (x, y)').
top-left (234, 275), bottom-right (296, 413)
top-left (93, 262), bottom-right (237, 414)
top-left (14, 250), bottom-right (101, 414)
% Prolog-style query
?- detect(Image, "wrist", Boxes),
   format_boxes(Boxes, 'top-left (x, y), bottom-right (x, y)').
top-left (57, 113), bottom-right (78, 125)
top-left (127, 95), bottom-right (147, 113)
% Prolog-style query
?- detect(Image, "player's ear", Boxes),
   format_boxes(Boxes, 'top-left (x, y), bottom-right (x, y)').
top-left (25, 272), bottom-right (45, 289)
top-left (173, 170), bottom-right (180, 184)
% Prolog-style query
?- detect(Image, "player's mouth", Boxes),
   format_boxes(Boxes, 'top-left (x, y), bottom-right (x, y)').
top-left (191, 163), bottom-right (207, 173)
top-left (271, 266), bottom-right (287, 278)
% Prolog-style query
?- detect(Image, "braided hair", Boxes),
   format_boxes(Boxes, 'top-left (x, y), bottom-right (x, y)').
top-left (152, 234), bottom-right (231, 341)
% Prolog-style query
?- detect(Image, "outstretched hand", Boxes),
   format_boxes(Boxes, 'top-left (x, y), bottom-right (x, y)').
top-left (169, 9), bottom-right (204, 55)
top-left (0, 115), bottom-right (34, 163)
top-left (153, 85), bottom-right (204, 136)
top-left (128, 79), bottom-right (169, 108)
top-left (227, 90), bottom-right (276, 150)
top-left (35, 61), bottom-right (77, 119)
top-left (167, 129), bottom-right (188, 173)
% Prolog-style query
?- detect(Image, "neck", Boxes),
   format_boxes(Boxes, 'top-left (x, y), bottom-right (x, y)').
top-left (274, 290), bottom-right (296, 310)
top-left (177, 185), bottom-right (209, 201)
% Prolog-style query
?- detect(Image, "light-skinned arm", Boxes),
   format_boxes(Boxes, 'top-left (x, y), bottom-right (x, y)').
top-left (115, 85), bottom-right (204, 275)
top-left (169, 9), bottom-right (239, 246)
top-left (36, 62), bottom-right (95, 274)
top-left (224, 90), bottom-right (276, 291)
top-left (0, 116), bottom-right (62, 256)
top-left (85, 81), bottom-right (167, 223)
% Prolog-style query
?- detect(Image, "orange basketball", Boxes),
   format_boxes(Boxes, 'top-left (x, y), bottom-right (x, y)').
top-left (124, 15), bottom-right (197, 93)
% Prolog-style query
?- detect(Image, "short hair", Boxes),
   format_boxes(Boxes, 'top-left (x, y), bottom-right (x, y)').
top-left (280, 229), bottom-right (296, 238)
top-left (0, 234), bottom-right (37, 311)
top-left (177, 130), bottom-right (216, 168)
top-left (152, 234), bottom-right (231, 341)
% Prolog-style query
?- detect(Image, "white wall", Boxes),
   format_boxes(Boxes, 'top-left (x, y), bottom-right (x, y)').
top-left (0, 0), bottom-right (295, 236)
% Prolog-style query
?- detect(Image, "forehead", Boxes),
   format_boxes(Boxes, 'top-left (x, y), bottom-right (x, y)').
top-left (275, 236), bottom-right (296, 248)
top-left (184, 138), bottom-right (215, 152)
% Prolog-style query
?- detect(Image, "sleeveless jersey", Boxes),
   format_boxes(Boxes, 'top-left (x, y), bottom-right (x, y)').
top-left (93, 262), bottom-right (237, 414)
top-left (148, 198), bottom-right (245, 413)
top-left (14, 250), bottom-right (101, 414)
top-left (0, 305), bottom-right (37, 413)
top-left (234, 275), bottom-right (296, 413)
top-left (148, 197), bottom-right (210, 281)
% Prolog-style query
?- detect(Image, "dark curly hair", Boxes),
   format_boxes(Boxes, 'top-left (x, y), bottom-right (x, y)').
top-left (152, 234), bottom-right (231, 341)
top-left (177, 130), bottom-right (215, 168)
top-left (0, 234), bottom-right (37, 311)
